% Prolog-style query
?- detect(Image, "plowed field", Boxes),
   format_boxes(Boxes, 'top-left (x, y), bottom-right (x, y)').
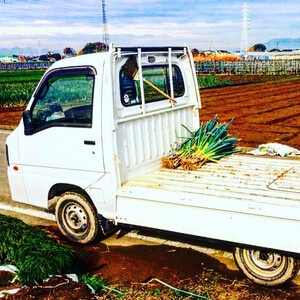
top-left (200, 78), bottom-right (300, 150)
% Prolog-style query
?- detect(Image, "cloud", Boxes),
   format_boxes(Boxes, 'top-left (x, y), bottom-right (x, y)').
top-left (0, 0), bottom-right (300, 54)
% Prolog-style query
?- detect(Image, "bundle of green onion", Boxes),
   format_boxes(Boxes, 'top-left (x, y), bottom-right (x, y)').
top-left (162, 115), bottom-right (240, 170)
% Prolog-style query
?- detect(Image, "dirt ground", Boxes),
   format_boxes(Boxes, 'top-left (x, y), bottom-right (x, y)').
top-left (1, 75), bottom-right (300, 299)
top-left (200, 75), bottom-right (300, 150)
top-left (1, 226), bottom-right (299, 299)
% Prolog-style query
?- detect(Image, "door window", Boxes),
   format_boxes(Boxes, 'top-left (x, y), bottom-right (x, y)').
top-left (31, 67), bottom-right (95, 132)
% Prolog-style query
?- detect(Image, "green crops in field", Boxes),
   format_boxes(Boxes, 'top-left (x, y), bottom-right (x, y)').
top-left (198, 75), bottom-right (231, 88)
top-left (0, 70), bottom-right (44, 107)
top-left (0, 70), bottom-right (44, 83)
top-left (0, 82), bottom-right (37, 106)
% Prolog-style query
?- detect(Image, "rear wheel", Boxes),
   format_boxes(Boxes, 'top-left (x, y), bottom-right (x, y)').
top-left (55, 192), bottom-right (99, 244)
top-left (234, 247), bottom-right (299, 286)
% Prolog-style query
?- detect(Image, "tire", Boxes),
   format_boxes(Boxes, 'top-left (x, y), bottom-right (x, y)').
top-left (55, 192), bottom-right (100, 244)
top-left (234, 247), bottom-right (300, 286)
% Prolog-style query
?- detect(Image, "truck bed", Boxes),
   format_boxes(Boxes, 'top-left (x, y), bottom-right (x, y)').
top-left (116, 154), bottom-right (300, 254)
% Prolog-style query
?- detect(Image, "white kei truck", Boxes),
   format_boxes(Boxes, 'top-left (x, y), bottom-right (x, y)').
top-left (5, 44), bottom-right (300, 286)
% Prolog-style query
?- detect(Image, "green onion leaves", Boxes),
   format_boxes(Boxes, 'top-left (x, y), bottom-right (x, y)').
top-left (162, 115), bottom-right (240, 170)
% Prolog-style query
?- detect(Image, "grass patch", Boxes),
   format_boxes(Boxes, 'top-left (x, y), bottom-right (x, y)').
top-left (0, 214), bottom-right (81, 284)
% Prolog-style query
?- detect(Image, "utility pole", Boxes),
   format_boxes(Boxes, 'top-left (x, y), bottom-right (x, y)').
top-left (102, 0), bottom-right (109, 51)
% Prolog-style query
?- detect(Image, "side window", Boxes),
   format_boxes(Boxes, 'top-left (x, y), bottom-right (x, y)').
top-left (120, 64), bottom-right (184, 106)
top-left (31, 68), bottom-right (95, 131)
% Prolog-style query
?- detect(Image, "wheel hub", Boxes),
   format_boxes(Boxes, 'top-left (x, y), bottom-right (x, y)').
top-left (251, 250), bottom-right (283, 271)
top-left (65, 204), bottom-right (88, 232)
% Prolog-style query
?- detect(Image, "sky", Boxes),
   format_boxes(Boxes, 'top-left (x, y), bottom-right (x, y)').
top-left (0, 0), bottom-right (300, 55)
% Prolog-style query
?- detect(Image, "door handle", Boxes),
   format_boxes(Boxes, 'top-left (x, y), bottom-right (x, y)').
top-left (84, 140), bottom-right (96, 145)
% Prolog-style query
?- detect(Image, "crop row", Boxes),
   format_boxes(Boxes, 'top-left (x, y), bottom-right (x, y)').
top-left (0, 70), bottom-right (44, 83)
top-left (0, 82), bottom-right (37, 107)
top-left (0, 70), bottom-right (44, 107)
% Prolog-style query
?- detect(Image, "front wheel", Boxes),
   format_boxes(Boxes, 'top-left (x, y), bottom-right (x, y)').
top-left (234, 247), bottom-right (300, 286)
top-left (55, 192), bottom-right (100, 244)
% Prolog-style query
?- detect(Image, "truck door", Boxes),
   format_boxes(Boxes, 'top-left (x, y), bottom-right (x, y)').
top-left (17, 66), bottom-right (104, 207)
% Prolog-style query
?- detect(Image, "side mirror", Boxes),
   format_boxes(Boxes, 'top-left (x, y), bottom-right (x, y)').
top-left (23, 110), bottom-right (33, 136)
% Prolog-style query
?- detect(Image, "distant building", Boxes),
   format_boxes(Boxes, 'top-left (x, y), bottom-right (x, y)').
top-left (0, 54), bottom-right (19, 63)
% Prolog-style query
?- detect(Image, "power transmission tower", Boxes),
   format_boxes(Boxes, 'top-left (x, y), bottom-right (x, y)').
top-left (240, 2), bottom-right (249, 53)
top-left (102, 0), bottom-right (109, 51)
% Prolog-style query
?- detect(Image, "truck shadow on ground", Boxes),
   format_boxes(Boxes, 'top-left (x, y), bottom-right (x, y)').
top-left (42, 225), bottom-right (256, 285)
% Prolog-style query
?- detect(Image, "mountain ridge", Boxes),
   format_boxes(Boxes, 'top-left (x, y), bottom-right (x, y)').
top-left (1, 38), bottom-right (300, 56)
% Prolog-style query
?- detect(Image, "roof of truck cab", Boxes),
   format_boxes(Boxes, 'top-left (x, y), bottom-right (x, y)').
top-left (48, 51), bottom-right (111, 71)
top-left (47, 45), bottom-right (190, 74)
top-left (116, 46), bottom-right (188, 52)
